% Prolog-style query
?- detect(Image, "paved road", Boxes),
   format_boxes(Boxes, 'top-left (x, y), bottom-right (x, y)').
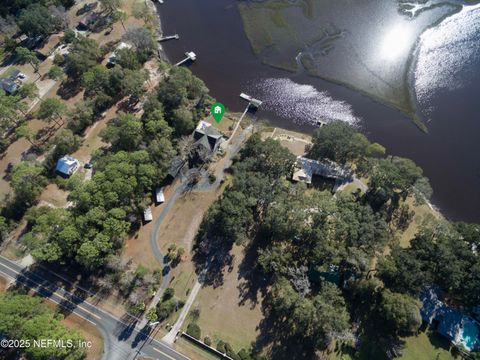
top-left (0, 255), bottom-right (189, 360)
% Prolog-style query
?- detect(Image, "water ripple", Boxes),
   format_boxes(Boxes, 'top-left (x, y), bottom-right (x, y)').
top-left (414, 4), bottom-right (480, 117)
top-left (250, 78), bottom-right (360, 126)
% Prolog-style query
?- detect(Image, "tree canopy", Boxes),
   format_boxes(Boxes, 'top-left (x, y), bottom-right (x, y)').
top-left (309, 121), bottom-right (372, 164)
top-left (17, 3), bottom-right (65, 37)
top-left (0, 293), bottom-right (85, 359)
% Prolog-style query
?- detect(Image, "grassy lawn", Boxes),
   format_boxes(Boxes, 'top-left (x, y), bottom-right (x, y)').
top-left (158, 191), bottom-right (218, 254)
top-left (203, 113), bottom-right (236, 137)
top-left (331, 330), bottom-right (458, 360)
top-left (174, 337), bottom-right (220, 360)
top-left (399, 197), bottom-right (441, 248)
top-left (169, 260), bottom-right (197, 303)
top-left (400, 331), bottom-right (458, 360)
top-left (191, 245), bottom-right (264, 351)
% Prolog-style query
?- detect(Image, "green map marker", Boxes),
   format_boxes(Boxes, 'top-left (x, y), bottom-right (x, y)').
top-left (210, 102), bottom-right (225, 123)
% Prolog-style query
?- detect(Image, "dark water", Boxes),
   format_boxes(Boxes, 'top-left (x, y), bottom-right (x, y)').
top-left (158, 0), bottom-right (480, 222)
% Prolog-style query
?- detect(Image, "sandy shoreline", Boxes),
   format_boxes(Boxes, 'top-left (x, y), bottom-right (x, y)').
top-left (147, 0), bottom-right (170, 63)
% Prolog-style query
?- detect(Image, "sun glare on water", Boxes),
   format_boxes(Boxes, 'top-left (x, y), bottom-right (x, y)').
top-left (380, 24), bottom-right (414, 60)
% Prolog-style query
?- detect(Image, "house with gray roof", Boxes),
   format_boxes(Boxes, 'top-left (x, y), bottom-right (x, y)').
top-left (56, 155), bottom-right (79, 177)
top-left (193, 120), bottom-right (224, 153)
top-left (292, 156), bottom-right (352, 184)
top-left (0, 78), bottom-right (18, 95)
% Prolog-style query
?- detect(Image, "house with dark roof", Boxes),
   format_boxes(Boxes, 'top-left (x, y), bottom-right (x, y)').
top-left (193, 120), bottom-right (224, 153)
top-left (168, 156), bottom-right (186, 179)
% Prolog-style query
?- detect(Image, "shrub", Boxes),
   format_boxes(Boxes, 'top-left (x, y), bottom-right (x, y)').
top-left (204, 336), bottom-right (211, 346)
top-left (162, 288), bottom-right (175, 301)
top-left (63, 29), bottom-right (76, 43)
top-left (216, 340), bottom-right (226, 353)
top-left (238, 349), bottom-right (252, 360)
top-left (186, 322), bottom-right (201, 340)
top-left (135, 264), bottom-right (148, 279)
top-left (224, 342), bottom-right (234, 354)
top-left (156, 298), bottom-right (176, 321)
top-left (146, 308), bottom-right (158, 322)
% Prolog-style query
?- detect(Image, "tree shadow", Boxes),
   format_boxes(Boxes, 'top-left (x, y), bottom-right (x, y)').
top-left (131, 324), bottom-right (152, 348)
top-left (251, 300), bottom-right (318, 360)
top-left (236, 241), bottom-right (268, 310)
top-left (116, 316), bottom-right (138, 342)
top-left (117, 97), bottom-right (140, 113)
top-left (191, 236), bottom-right (234, 289)
top-left (426, 329), bottom-right (456, 355)
top-left (57, 78), bottom-right (82, 100)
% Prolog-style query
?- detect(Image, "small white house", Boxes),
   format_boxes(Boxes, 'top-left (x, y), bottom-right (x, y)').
top-left (56, 155), bottom-right (79, 177)
top-left (143, 207), bottom-right (153, 222)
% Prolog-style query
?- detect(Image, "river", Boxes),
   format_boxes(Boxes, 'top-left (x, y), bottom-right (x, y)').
top-left (157, 0), bottom-right (480, 222)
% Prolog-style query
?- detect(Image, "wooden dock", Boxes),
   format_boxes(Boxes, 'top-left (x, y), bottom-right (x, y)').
top-left (228, 93), bottom-right (264, 144)
top-left (158, 34), bottom-right (179, 42)
top-left (240, 92), bottom-right (263, 108)
top-left (175, 51), bottom-right (196, 66)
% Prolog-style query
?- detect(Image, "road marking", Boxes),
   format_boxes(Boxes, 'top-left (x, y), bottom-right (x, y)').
top-left (0, 258), bottom-right (190, 359)
top-left (0, 261), bottom-right (19, 274)
top-left (0, 262), bottom-right (101, 320)
top-left (45, 296), bottom-right (97, 326)
top-left (153, 346), bottom-right (176, 360)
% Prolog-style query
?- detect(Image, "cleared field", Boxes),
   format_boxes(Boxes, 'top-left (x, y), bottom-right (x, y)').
top-left (192, 245), bottom-right (263, 351)
top-left (38, 184), bottom-right (70, 208)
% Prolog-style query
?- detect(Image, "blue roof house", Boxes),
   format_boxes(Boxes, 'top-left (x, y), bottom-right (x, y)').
top-left (56, 155), bottom-right (79, 177)
top-left (421, 287), bottom-right (480, 351)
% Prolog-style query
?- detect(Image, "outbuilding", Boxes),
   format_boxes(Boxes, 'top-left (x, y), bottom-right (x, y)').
top-left (155, 187), bottom-right (165, 204)
top-left (143, 207), bottom-right (153, 222)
